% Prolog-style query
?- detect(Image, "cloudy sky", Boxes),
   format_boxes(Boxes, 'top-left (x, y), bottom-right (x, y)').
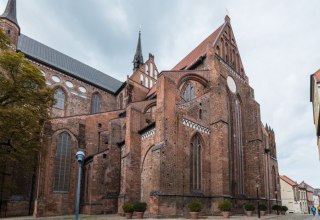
top-left (1, 0), bottom-right (319, 187)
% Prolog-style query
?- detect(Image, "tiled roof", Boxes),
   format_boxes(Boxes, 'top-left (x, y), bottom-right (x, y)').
top-left (17, 34), bottom-right (123, 93)
top-left (299, 181), bottom-right (314, 191)
top-left (280, 175), bottom-right (297, 186)
top-left (172, 24), bottom-right (224, 71)
top-left (314, 69), bottom-right (320, 82)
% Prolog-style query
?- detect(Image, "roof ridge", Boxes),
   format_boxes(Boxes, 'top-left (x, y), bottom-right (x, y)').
top-left (280, 175), bottom-right (298, 186)
top-left (172, 23), bottom-right (225, 71)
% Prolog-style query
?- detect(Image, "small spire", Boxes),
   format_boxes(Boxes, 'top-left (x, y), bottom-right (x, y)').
top-left (225, 14), bottom-right (231, 23)
top-left (0, 0), bottom-right (19, 28)
top-left (133, 31), bottom-right (144, 71)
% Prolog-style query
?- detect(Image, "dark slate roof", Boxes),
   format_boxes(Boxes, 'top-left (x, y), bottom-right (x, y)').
top-left (0, 0), bottom-right (19, 28)
top-left (17, 34), bottom-right (123, 93)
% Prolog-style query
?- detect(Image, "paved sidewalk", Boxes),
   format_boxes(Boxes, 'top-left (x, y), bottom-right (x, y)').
top-left (3, 214), bottom-right (316, 220)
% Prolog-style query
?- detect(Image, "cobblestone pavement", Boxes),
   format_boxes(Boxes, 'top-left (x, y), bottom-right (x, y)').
top-left (4, 214), bottom-right (318, 220)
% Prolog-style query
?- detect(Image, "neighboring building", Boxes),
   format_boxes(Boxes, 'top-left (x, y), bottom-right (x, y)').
top-left (315, 189), bottom-right (320, 208)
top-left (314, 191), bottom-right (319, 208)
top-left (298, 185), bottom-right (309, 214)
top-left (300, 181), bottom-right (315, 212)
top-left (310, 69), bottom-right (320, 160)
top-left (0, 0), bottom-right (281, 218)
top-left (279, 175), bottom-right (308, 214)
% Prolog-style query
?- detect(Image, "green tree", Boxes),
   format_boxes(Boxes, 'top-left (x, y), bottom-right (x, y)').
top-left (0, 34), bottom-right (53, 171)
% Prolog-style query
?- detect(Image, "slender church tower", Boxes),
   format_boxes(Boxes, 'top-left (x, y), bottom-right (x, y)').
top-left (132, 31), bottom-right (143, 71)
top-left (0, 0), bottom-right (20, 46)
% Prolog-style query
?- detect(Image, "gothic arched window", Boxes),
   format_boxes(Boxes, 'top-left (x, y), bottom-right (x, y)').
top-left (53, 88), bottom-right (65, 109)
top-left (91, 93), bottom-right (100, 114)
top-left (182, 84), bottom-right (195, 102)
top-left (119, 93), bottom-right (123, 109)
top-left (272, 166), bottom-right (277, 192)
top-left (53, 132), bottom-right (71, 192)
top-left (190, 134), bottom-right (202, 191)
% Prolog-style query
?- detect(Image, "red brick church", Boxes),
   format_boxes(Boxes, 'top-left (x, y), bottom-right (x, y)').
top-left (0, 0), bottom-right (281, 217)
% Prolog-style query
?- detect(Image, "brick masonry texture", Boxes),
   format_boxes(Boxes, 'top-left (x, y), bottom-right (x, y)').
top-left (0, 10), bottom-right (281, 218)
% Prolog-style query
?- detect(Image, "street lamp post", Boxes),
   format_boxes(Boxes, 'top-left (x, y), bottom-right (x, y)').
top-left (256, 181), bottom-right (260, 218)
top-left (275, 190), bottom-right (279, 215)
top-left (75, 150), bottom-right (85, 220)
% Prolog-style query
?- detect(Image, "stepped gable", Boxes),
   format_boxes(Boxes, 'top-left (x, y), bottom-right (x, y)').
top-left (172, 24), bottom-right (224, 71)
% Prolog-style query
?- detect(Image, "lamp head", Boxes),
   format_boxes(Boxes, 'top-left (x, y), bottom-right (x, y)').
top-left (255, 179), bottom-right (260, 188)
top-left (76, 150), bottom-right (85, 163)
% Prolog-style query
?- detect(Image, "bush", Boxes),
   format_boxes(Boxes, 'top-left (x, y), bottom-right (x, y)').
top-left (272, 204), bottom-right (281, 211)
top-left (133, 202), bottom-right (147, 212)
top-left (281, 206), bottom-right (288, 212)
top-left (244, 203), bottom-right (255, 211)
top-left (122, 202), bottom-right (134, 213)
top-left (259, 204), bottom-right (267, 211)
top-left (218, 200), bottom-right (232, 211)
top-left (188, 200), bottom-right (202, 212)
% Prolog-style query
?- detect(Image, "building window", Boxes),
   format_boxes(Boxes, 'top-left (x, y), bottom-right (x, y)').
top-left (190, 134), bottom-right (202, 191)
top-left (53, 88), bottom-right (65, 109)
top-left (91, 94), bottom-right (100, 114)
top-left (182, 83), bottom-right (195, 102)
top-left (53, 132), bottom-right (71, 192)
top-left (140, 74), bottom-right (144, 85)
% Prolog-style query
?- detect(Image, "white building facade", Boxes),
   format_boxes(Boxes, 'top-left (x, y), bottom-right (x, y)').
top-left (280, 176), bottom-right (308, 214)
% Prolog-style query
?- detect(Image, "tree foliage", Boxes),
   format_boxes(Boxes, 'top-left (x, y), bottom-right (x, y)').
top-left (0, 33), bottom-right (53, 171)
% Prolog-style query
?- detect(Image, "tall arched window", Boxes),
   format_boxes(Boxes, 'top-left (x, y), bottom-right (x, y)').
top-left (272, 166), bottom-right (277, 192)
top-left (91, 93), bottom-right (100, 114)
top-left (190, 134), bottom-right (202, 191)
top-left (234, 97), bottom-right (244, 194)
top-left (54, 88), bottom-right (65, 109)
top-left (182, 83), bottom-right (195, 102)
top-left (54, 132), bottom-right (71, 192)
top-left (228, 93), bottom-right (244, 195)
